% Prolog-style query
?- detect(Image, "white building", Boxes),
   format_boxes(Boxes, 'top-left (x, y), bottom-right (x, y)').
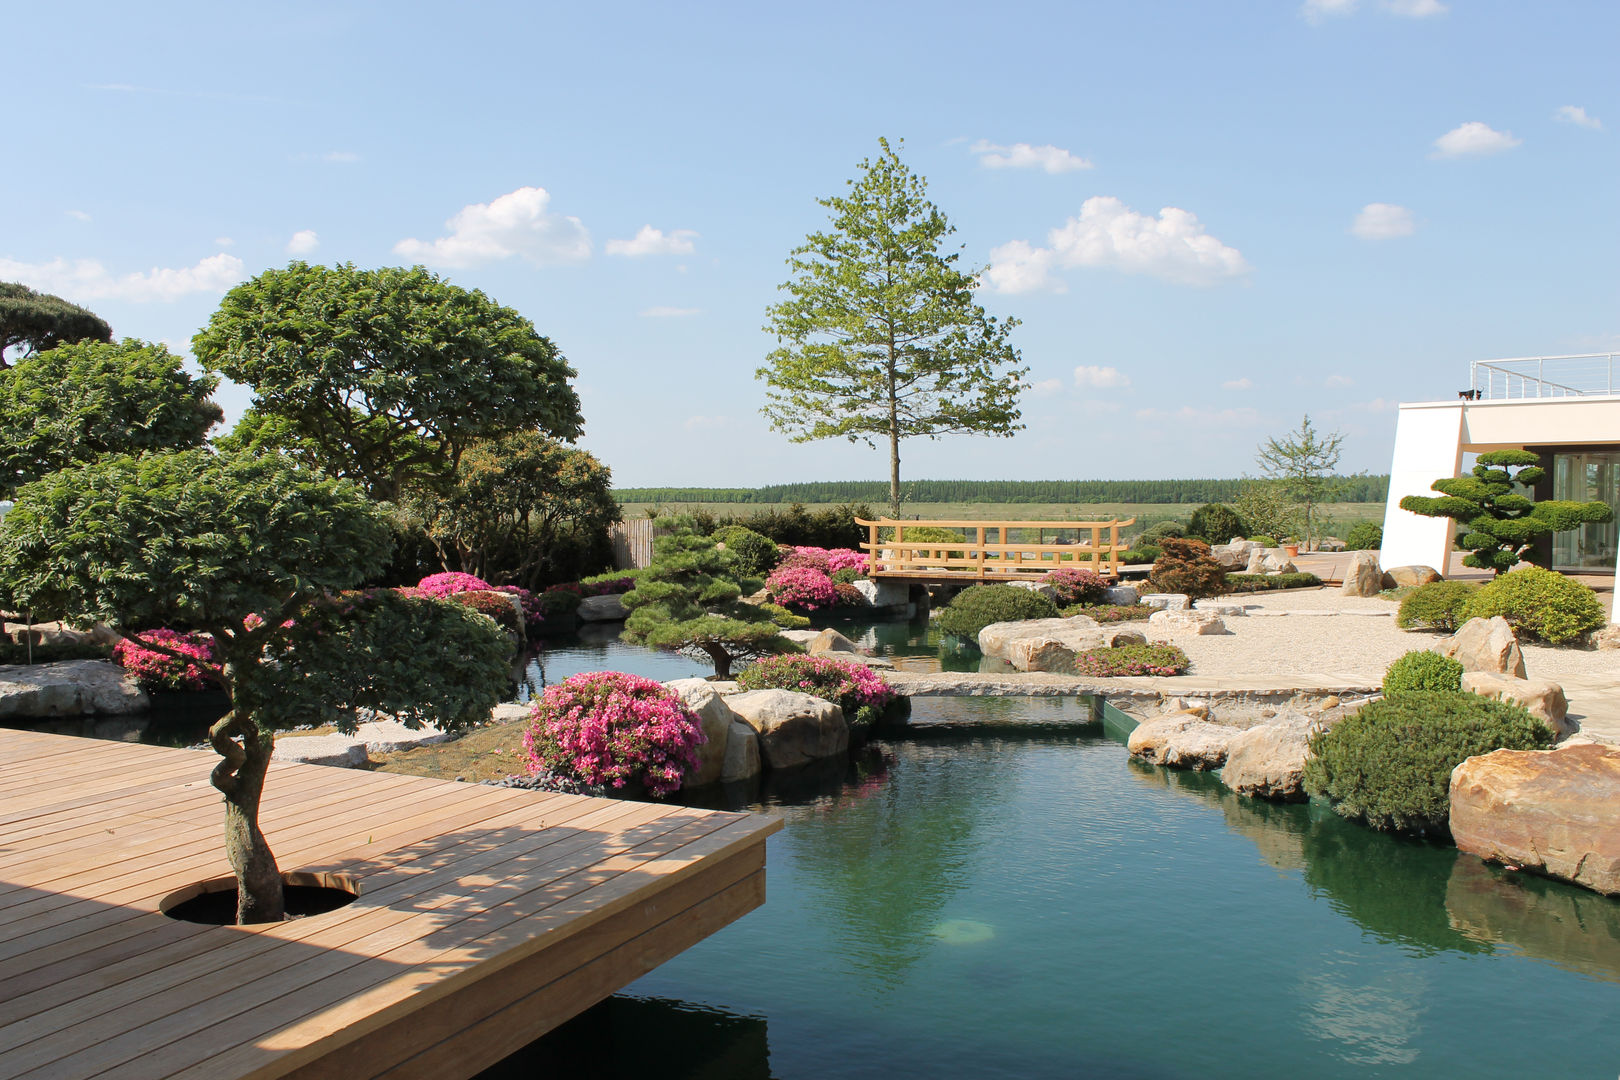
top-left (1379, 354), bottom-right (1620, 624)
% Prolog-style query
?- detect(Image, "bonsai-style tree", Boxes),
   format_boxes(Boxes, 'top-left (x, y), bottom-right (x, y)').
top-left (0, 282), bottom-right (112, 366)
top-left (193, 262), bottom-right (584, 500)
top-left (1255, 415), bottom-right (1344, 551)
top-left (758, 137), bottom-right (1027, 517)
top-left (0, 338), bottom-right (223, 498)
top-left (1186, 503), bottom-right (1250, 545)
top-left (0, 449), bottom-right (512, 923)
top-left (621, 522), bottom-right (795, 678)
top-left (1399, 449), bottom-right (1613, 573)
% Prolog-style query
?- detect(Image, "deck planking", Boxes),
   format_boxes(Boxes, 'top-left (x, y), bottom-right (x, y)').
top-left (0, 729), bottom-right (780, 1079)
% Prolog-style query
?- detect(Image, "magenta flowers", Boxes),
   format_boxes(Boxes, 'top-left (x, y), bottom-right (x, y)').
top-left (113, 629), bottom-right (219, 691)
top-left (416, 571), bottom-right (493, 597)
top-left (524, 672), bottom-right (705, 796)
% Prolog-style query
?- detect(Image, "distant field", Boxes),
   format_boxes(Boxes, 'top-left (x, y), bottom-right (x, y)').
top-left (617, 500), bottom-right (1384, 531)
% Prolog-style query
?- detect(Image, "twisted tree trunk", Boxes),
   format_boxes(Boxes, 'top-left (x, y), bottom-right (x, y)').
top-left (208, 710), bottom-right (284, 923)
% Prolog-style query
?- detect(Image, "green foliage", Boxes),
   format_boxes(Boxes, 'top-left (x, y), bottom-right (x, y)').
top-left (1231, 480), bottom-right (1303, 545)
top-left (1399, 449), bottom-right (1613, 574)
top-left (447, 589), bottom-right (525, 641)
top-left (1119, 545), bottom-right (1161, 564)
top-left (758, 602), bottom-right (811, 630)
top-left (0, 339), bottom-right (222, 498)
top-left (1069, 643), bottom-right (1189, 677)
top-left (537, 587), bottom-right (583, 619)
top-left (1255, 415), bottom-right (1346, 550)
top-left (193, 262), bottom-right (583, 500)
top-left (0, 282), bottom-right (111, 364)
top-left (714, 502), bottom-right (875, 549)
top-left (934, 584), bottom-right (1059, 640)
top-left (757, 138), bottom-right (1026, 515)
top-left (621, 522), bottom-right (790, 678)
top-left (1382, 651), bottom-right (1465, 694)
top-left (1303, 692), bottom-right (1553, 836)
top-left (1247, 535), bottom-right (1278, 548)
top-left (714, 525), bottom-right (783, 576)
top-left (1345, 521), bottom-right (1383, 551)
top-left (614, 475), bottom-right (1392, 506)
top-left (1148, 538), bottom-right (1227, 599)
top-left (1462, 566), bottom-right (1607, 644)
top-left (1060, 602), bottom-right (1155, 622)
top-left (1140, 520), bottom-right (1185, 543)
top-left (0, 640), bottom-right (112, 665)
top-left (1187, 504), bottom-right (1249, 544)
top-left (1396, 580), bottom-right (1479, 632)
top-left (1223, 572), bottom-right (1323, 592)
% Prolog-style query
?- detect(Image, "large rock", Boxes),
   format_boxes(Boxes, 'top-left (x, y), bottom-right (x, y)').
top-left (852, 578), bottom-right (909, 609)
top-left (1451, 743), bottom-right (1620, 896)
top-left (1008, 579), bottom-right (1060, 601)
top-left (977, 617), bottom-right (1106, 673)
top-left (724, 689), bottom-right (848, 770)
top-left (1102, 626), bottom-right (1147, 647)
top-left (1382, 565), bottom-right (1441, 589)
top-left (353, 718), bottom-right (453, 754)
top-left (1341, 550), bottom-right (1383, 597)
top-left (1210, 542), bottom-right (1257, 570)
top-left (777, 629), bottom-right (822, 647)
top-left (1244, 550), bottom-right (1268, 574)
top-left (664, 678), bottom-right (737, 787)
top-left (719, 719), bottom-right (761, 782)
top-left (1435, 616), bottom-right (1527, 678)
top-left (1127, 712), bottom-right (1242, 770)
top-left (807, 628), bottom-right (859, 655)
top-left (0, 660), bottom-right (148, 718)
top-left (1147, 609), bottom-right (1227, 635)
top-left (1594, 624), bottom-right (1620, 651)
top-left (1193, 599), bottom-right (1248, 616)
top-left (576, 594), bottom-right (629, 621)
top-left (1460, 671), bottom-right (1571, 737)
top-left (1221, 714), bottom-right (1320, 801)
top-left (1140, 593), bottom-right (1189, 611)
top-left (1259, 554), bottom-right (1298, 574)
top-left (1101, 584), bottom-right (1140, 606)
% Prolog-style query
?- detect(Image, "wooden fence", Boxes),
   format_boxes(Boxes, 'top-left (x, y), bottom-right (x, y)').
top-left (609, 518), bottom-right (656, 569)
top-left (854, 517), bottom-right (1136, 581)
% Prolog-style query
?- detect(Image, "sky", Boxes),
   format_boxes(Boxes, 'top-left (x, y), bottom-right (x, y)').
top-left (5, 1), bottom-right (1616, 488)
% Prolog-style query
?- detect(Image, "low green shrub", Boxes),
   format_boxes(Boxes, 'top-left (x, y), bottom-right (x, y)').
top-left (1070, 643), bottom-right (1189, 676)
top-left (1462, 566), bottom-right (1607, 645)
top-left (1396, 580), bottom-right (1478, 632)
top-left (1187, 504), bottom-right (1249, 544)
top-left (758, 602), bottom-right (811, 630)
top-left (1223, 572), bottom-right (1323, 592)
top-left (1140, 521), bottom-right (1186, 544)
top-left (1061, 602), bottom-right (1155, 622)
top-left (1119, 545), bottom-right (1160, 564)
top-left (537, 586), bottom-right (583, 618)
top-left (1345, 521), bottom-right (1383, 551)
top-left (1382, 650), bottom-right (1464, 694)
top-left (1148, 538), bottom-right (1226, 599)
top-left (1303, 692), bottom-right (1554, 836)
top-left (935, 584), bottom-right (1059, 641)
top-left (1248, 535), bottom-right (1277, 547)
top-left (714, 526), bottom-right (782, 576)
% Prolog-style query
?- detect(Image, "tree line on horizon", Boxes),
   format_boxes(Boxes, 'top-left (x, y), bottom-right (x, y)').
top-left (614, 476), bottom-right (1391, 507)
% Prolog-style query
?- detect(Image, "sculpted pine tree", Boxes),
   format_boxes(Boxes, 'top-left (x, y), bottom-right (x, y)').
top-left (758, 138), bottom-right (1027, 517)
top-left (0, 282), bottom-right (111, 366)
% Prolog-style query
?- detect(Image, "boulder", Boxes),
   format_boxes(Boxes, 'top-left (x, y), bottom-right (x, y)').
top-left (1140, 593), bottom-right (1189, 611)
top-left (353, 719), bottom-right (453, 754)
top-left (1435, 616), bottom-right (1527, 678)
top-left (274, 734), bottom-right (368, 768)
top-left (1101, 584), bottom-right (1140, 606)
top-left (1260, 554), bottom-right (1298, 574)
top-left (1244, 550), bottom-right (1268, 574)
top-left (1221, 714), bottom-right (1320, 801)
top-left (1594, 624), bottom-right (1620, 651)
top-left (724, 689), bottom-right (848, 770)
top-left (853, 578), bottom-right (910, 609)
top-left (1193, 599), bottom-right (1247, 616)
top-left (777, 629), bottom-right (823, 647)
top-left (1147, 609), bottom-right (1227, 635)
top-left (719, 719), bottom-right (761, 782)
top-left (1102, 627), bottom-right (1148, 647)
top-left (576, 594), bottom-right (629, 621)
top-left (807, 628), bottom-right (859, 655)
top-left (1382, 565), bottom-right (1442, 589)
top-left (664, 678), bottom-right (737, 787)
top-left (1451, 743), bottom-right (1620, 896)
top-left (1459, 671), bottom-right (1571, 737)
top-left (0, 660), bottom-right (148, 718)
top-left (1127, 712), bottom-right (1241, 770)
top-left (1007, 579), bottom-right (1060, 601)
top-left (1341, 550), bottom-right (1383, 597)
top-left (977, 616), bottom-right (1106, 673)
top-left (1210, 543), bottom-right (1254, 571)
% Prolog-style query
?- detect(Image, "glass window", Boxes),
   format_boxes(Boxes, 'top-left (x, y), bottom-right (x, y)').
top-left (1552, 451), bottom-right (1620, 572)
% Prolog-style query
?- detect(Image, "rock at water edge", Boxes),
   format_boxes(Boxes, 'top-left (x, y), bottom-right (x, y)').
top-left (1221, 714), bottom-right (1319, 801)
top-left (577, 594), bottom-right (629, 622)
top-left (665, 678), bottom-right (737, 787)
top-left (977, 617), bottom-right (1105, 673)
top-left (719, 719), bottom-right (761, 783)
top-left (807, 628), bottom-right (859, 655)
top-left (0, 660), bottom-right (148, 718)
top-left (1127, 712), bottom-right (1242, 770)
top-left (724, 689), bottom-right (848, 770)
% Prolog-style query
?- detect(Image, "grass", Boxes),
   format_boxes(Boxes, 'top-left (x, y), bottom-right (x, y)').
top-left (369, 718), bottom-right (529, 782)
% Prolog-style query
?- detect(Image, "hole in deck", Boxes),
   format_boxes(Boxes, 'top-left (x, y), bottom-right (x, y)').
top-left (160, 871), bottom-right (361, 924)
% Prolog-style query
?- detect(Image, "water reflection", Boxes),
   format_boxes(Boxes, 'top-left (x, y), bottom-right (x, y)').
top-left (1, 689), bottom-right (230, 747)
top-left (1445, 857), bottom-right (1620, 984)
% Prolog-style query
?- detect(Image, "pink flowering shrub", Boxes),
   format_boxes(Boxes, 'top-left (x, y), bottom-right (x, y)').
top-left (495, 586), bottom-right (546, 634)
top-left (1048, 567), bottom-right (1109, 606)
top-left (524, 672), bottom-right (705, 796)
top-left (113, 629), bottom-right (219, 691)
top-left (417, 572), bottom-right (493, 597)
top-left (825, 548), bottom-right (868, 575)
top-left (736, 654), bottom-right (898, 728)
top-left (776, 546), bottom-right (831, 575)
top-left (1070, 643), bottom-right (1189, 677)
top-left (766, 565), bottom-right (839, 610)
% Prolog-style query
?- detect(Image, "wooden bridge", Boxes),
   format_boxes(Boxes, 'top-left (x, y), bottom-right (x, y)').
top-left (855, 517), bottom-right (1136, 582)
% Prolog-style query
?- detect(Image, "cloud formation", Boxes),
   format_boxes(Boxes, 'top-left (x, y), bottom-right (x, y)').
top-left (1302, 0), bottom-right (1446, 18)
top-left (394, 186), bottom-right (590, 268)
top-left (286, 229), bottom-right (319, 255)
top-left (971, 140), bottom-right (1093, 173)
top-left (1432, 122), bottom-right (1521, 158)
top-left (0, 253), bottom-right (244, 302)
top-left (1073, 364), bottom-right (1131, 389)
top-left (985, 196), bottom-right (1250, 291)
top-left (1301, 0), bottom-right (1356, 20)
top-left (607, 226), bottom-right (698, 257)
top-left (1351, 203), bottom-right (1415, 239)
top-left (1554, 105), bottom-right (1602, 130)
top-left (1382, 0), bottom-right (1446, 15)
top-left (65, 209), bottom-right (91, 223)
top-left (1223, 377), bottom-right (1254, 390)
top-left (639, 306), bottom-right (702, 318)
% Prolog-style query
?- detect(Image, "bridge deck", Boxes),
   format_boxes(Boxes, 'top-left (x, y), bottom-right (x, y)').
top-left (855, 516), bottom-right (1135, 582)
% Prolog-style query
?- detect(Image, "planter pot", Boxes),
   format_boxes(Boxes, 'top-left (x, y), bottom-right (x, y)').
top-left (1282, 544), bottom-right (1300, 558)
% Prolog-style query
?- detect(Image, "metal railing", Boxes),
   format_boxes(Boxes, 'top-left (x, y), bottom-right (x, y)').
top-left (1470, 354), bottom-right (1619, 399)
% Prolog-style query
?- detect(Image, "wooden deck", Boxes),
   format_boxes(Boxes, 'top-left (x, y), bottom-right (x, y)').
top-left (856, 516), bottom-right (1135, 581)
top-left (0, 729), bottom-right (781, 1080)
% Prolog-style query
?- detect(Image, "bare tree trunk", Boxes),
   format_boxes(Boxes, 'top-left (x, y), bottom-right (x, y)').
top-left (703, 643), bottom-right (733, 680)
top-left (887, 352), bottom-right (901, 518)
top-left (208, 711), bottom-right (284, 923)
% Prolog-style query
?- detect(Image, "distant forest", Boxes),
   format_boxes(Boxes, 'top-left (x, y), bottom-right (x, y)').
top-left (614, 477), bottom-right (1391, 505)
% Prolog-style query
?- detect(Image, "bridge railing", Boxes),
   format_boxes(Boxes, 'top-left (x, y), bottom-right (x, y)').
top-left (854, 517), bottom-right (1137, 580)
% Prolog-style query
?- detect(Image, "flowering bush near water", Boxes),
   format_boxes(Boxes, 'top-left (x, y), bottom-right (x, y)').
top-left (765, 545), bottom-right (868, 610)
top-left (524, 671), bottom-right (705, 796)
top-left (737, 654), bottom-right (898, 728)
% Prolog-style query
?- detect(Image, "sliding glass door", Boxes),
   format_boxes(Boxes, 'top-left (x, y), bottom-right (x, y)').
top-left (1552, 451), bottom-right (1620, 572)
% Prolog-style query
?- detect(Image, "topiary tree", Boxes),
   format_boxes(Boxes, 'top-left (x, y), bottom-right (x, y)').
top-left (1147, 538), bottom-right (1227, 599)
top-left (0, 450), bottom-right (512, 923)
top-left (0, 282), bottom-right (112, 366)
top-left (1395, 580), bottom-right (1478, 632)
top-left (0, 339), bottom-right (222, 498)
top-left (1462, 566), bottom-right (1608, 645)
top-left (1187, 503), bottom-right (1249, 545)
top-left (1399, 449), bottom-right (1613, 574)
top-left (934, 583), bottom-right (1059, 640)
top-left (620, 522), bottom-right (793, 678)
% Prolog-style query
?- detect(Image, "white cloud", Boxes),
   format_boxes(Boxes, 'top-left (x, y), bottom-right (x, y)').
top-left (65, 209), bottom-right (91, 223)
top-left (1432, 122), bottom-right (1521, 158)
top-left (1305, 0), bottom-right (1446, 19)
top-left (1302, 0), bottom-right (1357, 21)
top-left (684, 415), bottom-right (728, 430)
top-left (1135, 405), bottom-right (1260, 425)
top-left (286, 229), bottom-right (319, 255)
top-left (1222, 377), bottom-right (1254, 390)
top-left (215, 237), bottom-right (234, 247)
top-left (639, 306), bottom-right (702, 318)
top-left (1031, 378), bottom-right (1063, 396)
top-left (971, 140), bottom-right (1093, 174)
top-left (1325, 374), bottom-right (1355, 388)
top-left (1554, 105), bottom-right (1602, 131)
top-left (1074, 364), bottom-right (1131, 389)
top-left (1351, 202), bottom-right (1415, 239)
top-left (393, 186), bottom-right (591, 268)
top-left (985, 196), bottom-right (1250, 291)
top-left (606, 226), bottom-right (698, 257)
top-left (1382, 0), bottom-right (1446, 15)
top-left (323, 150), bottom-right (361, 163)
top-left (0, 253), bottom-right (243, 302)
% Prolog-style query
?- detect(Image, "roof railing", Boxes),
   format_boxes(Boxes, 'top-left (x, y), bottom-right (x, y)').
top-left (1470, 354), bottom-right (1619, 400)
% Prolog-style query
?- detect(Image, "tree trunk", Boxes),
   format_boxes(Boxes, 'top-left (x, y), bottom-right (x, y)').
top-left (887, 353), bottom-right (901, 518)
top-left (208, 711), bottom-right (284, 923)
top-left (703, 643), bottom-right (733, 680)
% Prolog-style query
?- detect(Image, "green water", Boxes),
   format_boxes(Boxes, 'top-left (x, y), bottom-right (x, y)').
top-left (489, 698), bottom-right (1620, 1079)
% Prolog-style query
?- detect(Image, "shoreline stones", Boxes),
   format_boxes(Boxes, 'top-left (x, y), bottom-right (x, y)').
top-left (1220, 713), bottom-right (1321, 801)
top-left (1127, 711), bottom-right (1241, 770)
top-left (1460, 671), bottom-right (1571, 737)
top-left (0, 660), bottom-right (148, 718)
top-left (724, 689), bottom-right (849, 770)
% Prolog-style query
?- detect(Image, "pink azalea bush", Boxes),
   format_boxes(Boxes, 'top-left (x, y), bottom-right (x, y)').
top-left (1047, 567), bottom-right (1109, 606)
top-left (825, 548), bottom-right (868, 575)
top-left (736, 654), bottom-right (898, 728)
top-left (765, 565), bottom-right (839, 610)
top-left (777, 546), bottom-right (868, 578)
top-left (113, 629), bottom-right (219, 691)
top-left (1070, 643), bottom-right (1189, 677)
top-left (523, 672), bottom-right (705, 796)
top-left (417, 571), bottom-right (493, 597)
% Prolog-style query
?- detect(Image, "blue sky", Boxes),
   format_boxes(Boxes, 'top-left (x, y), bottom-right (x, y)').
top-left (6, 1), bottom-right (1616, 487)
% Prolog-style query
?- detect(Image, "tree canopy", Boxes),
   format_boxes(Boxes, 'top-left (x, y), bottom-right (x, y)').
top-left (0, 339), bottom-right (222, 498)
top-left (758, 138), bottom-right (1026, 516)
top-left (193, 262), bottom-right (584, 500)
top-left (1255, 415), bottom-right (1345, 549)
top-left (0, 282), bottom-right (112, 366)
